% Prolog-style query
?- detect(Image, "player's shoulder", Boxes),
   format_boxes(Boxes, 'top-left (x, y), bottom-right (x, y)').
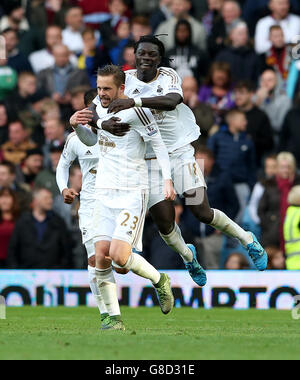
top-left (116, 107), bottom-right (152, 127)
top-left (64, 132), bottom-right (78, 149)
top-left (158, 67), bottom-right (180, 81)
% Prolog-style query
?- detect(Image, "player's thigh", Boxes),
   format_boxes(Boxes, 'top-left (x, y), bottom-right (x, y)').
top-left (171, 146), bottom-right (207, 197)
top-left (113, 190), bottom-right (148, 254)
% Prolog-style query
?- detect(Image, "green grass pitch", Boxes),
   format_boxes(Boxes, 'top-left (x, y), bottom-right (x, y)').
top-left (0, 307), bottom-right (300, 360)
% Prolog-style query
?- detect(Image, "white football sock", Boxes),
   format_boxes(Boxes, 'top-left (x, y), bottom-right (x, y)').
top-left (160, 224), bottom-right (193, 263)
top-left (88, 266), bottom-right (108, 316)
top-left (95, 267), bottom-right (120, 317)
top-left (210, 209), bottom-right (253, 248)
top-left (123, 253), bottom-right (161, 285)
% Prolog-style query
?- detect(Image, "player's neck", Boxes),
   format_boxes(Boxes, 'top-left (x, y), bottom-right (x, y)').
top-left (137, 69), bottom-right (158, 83)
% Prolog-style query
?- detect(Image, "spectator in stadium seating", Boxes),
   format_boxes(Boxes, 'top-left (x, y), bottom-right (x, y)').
top-left (108, 18), bottom-right (131, 65)
top-left (279, 100), bottom-right (300, 167)
top-left (62, 7), bottom-right (85, 55)
top-left (182, 146), bottom-right (239, 269)
top-left (78, 28), bottom-right (110, 87)
top-left (234, 80), bottom-right (274, 166)
top-left (1, 120), bottom-right (36, 165)
top-left (7, 187), bottom-right (72, 269)
top-left (156, 0), bottom-right (206, 51)
top-left (150, 0), bottom-right (173, 33)
top-left (284, 185), bottom-right (300, 269)
top-left (0, 1), bottom-right (43, 57)
top-left (42, 119), bottom-right (66, 169)
top-left (0, 58), bottom-right (17, 101)
top-left (37, 44), bottom-right (90, 115)
top-left (166, 19), bottom-right (209, 83)
top-left (1, 28), bottom-right (32, 74)
top-left (225, 252), bottom-right (250, 269)
top-left (16, 148), bottom-right (44, 189)
top-left (266, 246), bottom-right (286, 269)
top-left (130, 16), bottom-right (152, 43)
top-left (28, 0), bottom-right (71, 30)
top-left (258, 152), bottom-right (300, 250)
top-left (248, 154), bottom-right (278, 228)
top-left (182, 76), bottom-right (215, 144)
top-left (40, 99), bottom-right (61, 124)
top-left (207, 109), bottom-right (257, 222)
top-left (29, 25), bottom-right (76, 74)
top-left (202, 0), bottom-right (224, 36)
top-left (254, 0), bottom-right (300, 54)
top-left (121, 42), bottom-right (136, 71)
top-left (0, 187), bottom-right (20, 268)
top-left (242, 0), bottom-right (300, 37)
top-left (99, 0), bottom-right (129, 50)
top-left (216, 22), bottom-right (260, 83)
top-left (34, 144), bottom-right (62, 197)
top-left (0, 161), bottom-right (31, 213)
top-left (53, 164), bottom-right (87, 269)
top-left (4, 72), bottom-right (47, 132)
top-left (255, 69), bottom-right (292, 139)
top-left (260, 25), bottom-right (293, 89)
top-left (198, 61), bottom-right (235, 125)
top-left (0, 1), bottom-right (29, 34)
top-left (0, 102), bottom-right (8, 145)
top-left (143, 198), bottom-right (198, 270)
top-left (208, 0), bottom-right (243, 58)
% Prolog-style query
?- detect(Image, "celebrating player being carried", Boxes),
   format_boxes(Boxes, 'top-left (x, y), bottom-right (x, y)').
top-left (95, 35), bottom-right (268, 276)
top-left (70, 65), bottom-right (176, 331)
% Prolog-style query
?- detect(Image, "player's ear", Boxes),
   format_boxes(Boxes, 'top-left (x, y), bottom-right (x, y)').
top-left (120, 84), bottom-right (125, 93)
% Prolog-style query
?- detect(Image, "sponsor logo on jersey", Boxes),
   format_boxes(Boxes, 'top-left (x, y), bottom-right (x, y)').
top-left (85, 150), bottom-right (93, 156)
top-left (133, 88), bottom-right (141, 95)
top-left (127, 231), bottom-right (133, 237)
top-left (145, 125), bottom-right (158, 136)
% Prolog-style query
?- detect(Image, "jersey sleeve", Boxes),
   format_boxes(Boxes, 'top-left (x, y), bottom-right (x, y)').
top-left (159, 67), bottom-right (183, 97)
top-left (126, 108), bottom-right (172, 180)
top-left (56, 134), bottom-right (77, 194)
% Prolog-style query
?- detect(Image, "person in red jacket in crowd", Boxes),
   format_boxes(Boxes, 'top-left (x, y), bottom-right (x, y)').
top-left (0, 187), bottom-right (20, 268)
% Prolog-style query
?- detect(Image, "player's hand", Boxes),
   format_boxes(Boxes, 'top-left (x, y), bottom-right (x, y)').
top-left (62, 188), bottom-right (79, 204)
top-left (164, 179), bottom-right (176, 202)
top-left (108, 98), bottom-right (135, 114)
top-left (70, 108), bottom-right (93, 128)
top-left (102, 117), bottom-right (131, 137)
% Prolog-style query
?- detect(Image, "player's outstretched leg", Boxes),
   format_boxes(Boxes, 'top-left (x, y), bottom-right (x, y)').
top-left (150, 201), bottom-right (207, 287)
top-left (187, 190), bottom-right (268, 272)
top-left (113, 246), bottom-right (174, 315)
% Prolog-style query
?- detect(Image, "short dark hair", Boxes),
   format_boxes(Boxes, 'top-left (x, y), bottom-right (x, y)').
top-left (134, 35), bottom-right (165, 59)
top-left (0, 161), bottom-right (16, 175)
top-left (84, 89), bottom-right (98, 107)
top-left (97, 65), bottom-right (126, 87)
top-left (234, 80), bottom-right (256, 93)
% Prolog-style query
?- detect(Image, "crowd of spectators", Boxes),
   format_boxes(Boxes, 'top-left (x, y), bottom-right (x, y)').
top-left (0, 0), bottom-right (300, 271)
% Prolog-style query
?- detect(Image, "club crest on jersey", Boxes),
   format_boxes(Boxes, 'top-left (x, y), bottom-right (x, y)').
top-left (145, 125), bottom-right (158, 137)
top-left (157, 85), bottom-right (163, 94)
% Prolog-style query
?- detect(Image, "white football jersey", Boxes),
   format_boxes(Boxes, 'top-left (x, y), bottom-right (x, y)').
top-left (57, 132), bottom-right (99, 202)
top-left (92, 99), bottom-right (165, 190)
top-left (124, 67), bottom-right (201, 157)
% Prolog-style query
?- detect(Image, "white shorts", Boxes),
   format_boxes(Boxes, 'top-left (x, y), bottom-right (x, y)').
top-left (78, 204), bottom-right (95, 259)
top-left (92, 188), bottom-right (148, 252)
top-left (147, 144), bottom-right (207, 209)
